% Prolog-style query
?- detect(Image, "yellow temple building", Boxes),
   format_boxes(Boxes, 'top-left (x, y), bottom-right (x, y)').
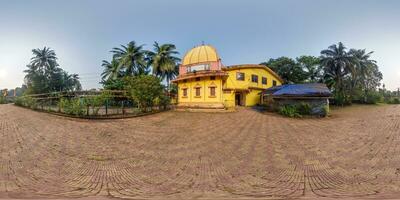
top-left (172, 44), bottom-right (283, 109)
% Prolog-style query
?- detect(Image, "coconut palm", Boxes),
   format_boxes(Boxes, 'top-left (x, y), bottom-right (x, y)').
top-left (24, 47), bottom-right (81, 94)
top-left (320, 42), bottom-right (355, 105)
top-left (30, 47), bottom-right (58, 71)
top-left (101, 59), bottom-right (121, 81)
top-left (147, 42), bottom-right (180, 90)
top-left (349, 49), bottom-right (382, 102)
top-left (111, 41), bottom-right (148, 76)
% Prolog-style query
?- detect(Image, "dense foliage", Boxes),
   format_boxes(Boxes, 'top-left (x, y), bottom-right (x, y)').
top-left (24, 47), bottom-right (81, 94)
top-left (101, 41), bottom-right (180, 93)
top-left (262, 42), bottom-right (386, 105)
top-left (124, 75), bottom-right (167, 112)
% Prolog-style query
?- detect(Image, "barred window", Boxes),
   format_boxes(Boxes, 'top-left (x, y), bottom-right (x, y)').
top-left (210, 87), bottom-right (216, 96)
top-left (236, 72), bottom-right (245, 81)
top-left (182, 88), bottom-right (187, 97)
top-left (262, 77), bottom-right (267, 85)
top-left (251, 75), bottom-right (258, 83)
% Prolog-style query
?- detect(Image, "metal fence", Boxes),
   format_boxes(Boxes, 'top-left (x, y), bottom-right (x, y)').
top-left (14, 90), bottom-right (172, 118)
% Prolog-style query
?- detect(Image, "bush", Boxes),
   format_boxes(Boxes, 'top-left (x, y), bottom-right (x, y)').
top-left (387, 98), bottom-right (400, 104)
top-left (82, 91), bottom-right (112, 115)
top-left (278, 105), bottom-right (301, 118)
top-left (157, 95), bottom-right (171, 110)
top-left (321, 105), bottom-right (329, 117)
top-left (124, 75), bottom-right (164, 112)
top-left (59, 98), bottom-right (86, 116)
top-left (0, 96), bottom-right (6, 104)
top-left (296, 103), bottom-right (311, 115)
top-left (365, 91), bottom-right (383, 104)
top-left (14, 96), bottom-right (38, 109)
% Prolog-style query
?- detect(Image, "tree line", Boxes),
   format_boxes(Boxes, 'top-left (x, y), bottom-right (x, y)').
top-left (23, 47), bottom-right (81, 94)
top-left (101, 41), bottom-right (180, 92)
top-left (261, 42), bottom-right (388, 105)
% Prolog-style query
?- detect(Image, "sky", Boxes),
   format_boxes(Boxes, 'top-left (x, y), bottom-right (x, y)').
top-left (0, 0), bottom-right (399, 90)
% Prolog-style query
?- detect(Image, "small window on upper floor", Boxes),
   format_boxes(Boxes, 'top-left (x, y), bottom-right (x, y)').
top-left (210, 76), bottom-right (215, 80)
top-left (273, 80), bottom-right (277, 86)
top-left (195, 77), bottom-right (200, 81)
top-left (251, 75), bottom-right (258, 83)
top-left (262, 77), bottom-right (267, 85)
top-left (236, 72), bottom-right (245, 81)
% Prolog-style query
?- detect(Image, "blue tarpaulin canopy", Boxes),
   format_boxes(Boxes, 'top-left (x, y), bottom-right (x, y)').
top-left (261, 83), bottom-right (332, 97)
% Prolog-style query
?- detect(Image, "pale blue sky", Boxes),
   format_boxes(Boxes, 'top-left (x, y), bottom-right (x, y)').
top-left (0, 0), bottom-right (399, 90)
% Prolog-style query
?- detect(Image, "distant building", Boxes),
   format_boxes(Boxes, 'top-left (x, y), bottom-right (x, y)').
top-left (172, 44), bottom-right (283, 109)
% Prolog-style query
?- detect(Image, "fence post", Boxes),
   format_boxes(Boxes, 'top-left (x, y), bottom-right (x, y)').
top-left (105, 99), bottom-right (108, 116)
top-left (122, 100), bottom-right (125, 115)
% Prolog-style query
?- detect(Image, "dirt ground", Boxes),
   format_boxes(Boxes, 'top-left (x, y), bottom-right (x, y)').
top-left (1, 104), bottom-right (400, 199)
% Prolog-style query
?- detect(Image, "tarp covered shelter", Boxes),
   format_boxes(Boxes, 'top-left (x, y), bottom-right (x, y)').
top-left (260, 83), bottom-right (332, 116)
top-left (260, 83), bottom-right (332, 98)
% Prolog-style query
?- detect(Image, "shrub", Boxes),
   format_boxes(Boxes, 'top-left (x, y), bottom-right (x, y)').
top-left (387, 98), bottom-right (400, 104)
top-left (296, 103), bottom-right (311, 115)
top-left (0, 96), bottom-right (6, 104)
top-left (365, 91), bottom-right (383, 104)
top-left (82, 91), bottom-right (112, 115)
top-left (321, 105), bottom-right (329, 117)
top-left (124, 75), bottom-right (164, 112)
top-left (59, 98), bottom-right (86, 116)
top-left (15, 96), bottom-right (38, 109)
top-left (157, 95), bottom-right (171, 110)
top-left (278, 105), bottom-right (301, 118)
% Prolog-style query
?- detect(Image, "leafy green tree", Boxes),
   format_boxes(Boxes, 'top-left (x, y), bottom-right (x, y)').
top-left (124, 75), bottom-right (165, 112)
top-left (296, 56), bottom-right (322, 83)
top-left (261, 57), bottom-right (307, 84)
top-left (111, 41), bottom-right (149, 76)
top-left (147, 42), bottom-right (180, 90)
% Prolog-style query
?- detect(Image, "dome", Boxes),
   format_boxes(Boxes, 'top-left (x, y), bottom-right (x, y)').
top-left (182, 45), bottom-right (220, 66)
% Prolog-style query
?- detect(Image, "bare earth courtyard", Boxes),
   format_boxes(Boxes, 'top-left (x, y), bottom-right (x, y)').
top-left (1, 104), bottom-right (400, 199)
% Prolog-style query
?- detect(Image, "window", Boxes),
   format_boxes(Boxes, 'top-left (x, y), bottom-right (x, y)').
top-left (251, 75), bottom-right (258, 83)
top-left (182, 88), bottom-right (187, 97)
top-left (273, 80), bottom-right (277, 86)
top-left (210, 87), bottom-right (216, 96)
top-left (236, 72), bottom-right (245, 81)
top-left (210, 76), bottom-right (215, 80)
top-left (262, 77), bottom-right (267, 85)
top-left (187, 64), bottom-right (210, 73)
top-left (195, 87), bottom-right (201, 97)
top-left (195, 77), bottom-right (200, 81)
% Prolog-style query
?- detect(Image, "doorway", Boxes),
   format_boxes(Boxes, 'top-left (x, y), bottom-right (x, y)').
top-left (235, 92), bottom-right (244, 106)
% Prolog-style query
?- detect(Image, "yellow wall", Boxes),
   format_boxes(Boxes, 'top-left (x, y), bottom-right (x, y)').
top-left (177, 67), bottom-right (282, 108)
top-left (223, 67), bottom-right (282, 106)
top-left (177, 77), bottom-right (224, 105)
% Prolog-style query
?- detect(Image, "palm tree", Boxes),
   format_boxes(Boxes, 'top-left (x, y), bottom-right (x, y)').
top-left (101, 59), bottom-right (121, 81)
top-left (147, 42), bottom-right (180, 90)
top-left (111, 41), bottom-right (148, 76)
top-left (349, 49), bottom-right (378, 102)
top-left (320, 42), bottom-right (355, 105)
top-left (30, 47), bottom-right (58, 72)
